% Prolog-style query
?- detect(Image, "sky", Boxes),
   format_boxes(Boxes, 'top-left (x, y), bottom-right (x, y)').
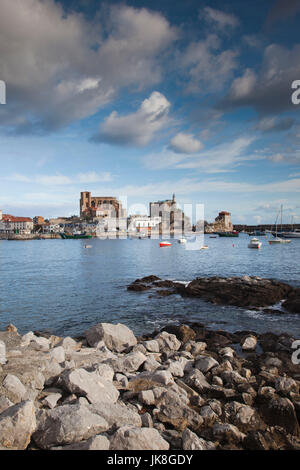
top-left (1, 0), bottom-right (300, 224)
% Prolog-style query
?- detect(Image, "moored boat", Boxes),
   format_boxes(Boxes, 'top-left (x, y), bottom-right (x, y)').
top-left (248, 237), bottom-right (262, 249)
top-left (218, 231), bottom-right (239, 237)
top-left (160, 241), bottom-right (172, 247)
top-left (61, 232), bottom-right (92, 239)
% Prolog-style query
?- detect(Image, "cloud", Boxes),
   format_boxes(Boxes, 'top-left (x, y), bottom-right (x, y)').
top-left (256, 116), bottom-right (295, 133)
top-left (178, 35), bottom-right (239, 93)
top-left (92, 91), bottom-right (171, 146)
top-left (219, 43), bottom-right (300, 115)
top-left (145, 136), bottom-right (256, 173)
top-left (168, 132), bottom-right (203, 154)
top-left (202, 7), bottom-right (240, 31)
top-left (4, 172), bottom-right (114, 185)
top-left (0, 1), bottom-right (177, 133)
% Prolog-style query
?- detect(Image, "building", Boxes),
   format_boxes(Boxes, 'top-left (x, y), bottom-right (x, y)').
top-left (0, 214), bottom-right (33, 234)
top-left (205, 211), bottom-right (233, 233)
top-left (80, 192), bottom-right (126, 219)
top-left (33, 216), bottom-right (45, 225)
top-left (149, 194), bottom-right (191, 235)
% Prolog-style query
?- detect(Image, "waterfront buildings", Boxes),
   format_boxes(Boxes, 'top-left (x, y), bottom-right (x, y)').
top-left (0, 213), bottom-right (33, 234)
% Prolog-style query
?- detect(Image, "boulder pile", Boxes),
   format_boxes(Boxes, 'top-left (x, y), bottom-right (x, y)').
top-left (0, 321), bottom-right (300, 450)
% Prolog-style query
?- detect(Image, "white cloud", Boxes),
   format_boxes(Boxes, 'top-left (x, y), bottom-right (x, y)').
top-left (145, 136), bottom-right (256, 172)
top-left (168, 132), bottom-right (203, 154)
top-left (178, 35), bottom-right (239, 93)
top-left (202, 7), bottom-right (240, 30)
top-left (94, 91), bottom-right (171, 146)
top-left (0, 1), bottom-right (177, 132)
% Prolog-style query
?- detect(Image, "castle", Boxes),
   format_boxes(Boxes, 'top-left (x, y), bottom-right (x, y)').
top-left (205, 211), bottom-right (233, 233)
top-left (80, 192), bottom-right (126, 219)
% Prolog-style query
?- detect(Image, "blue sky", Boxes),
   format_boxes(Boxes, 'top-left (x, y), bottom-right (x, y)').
top-left (0, 0), bottom-right (300, 224)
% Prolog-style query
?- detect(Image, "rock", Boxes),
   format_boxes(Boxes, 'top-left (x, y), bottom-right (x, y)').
top-left (91, 401), bottom-right (142, 429)
top-left (282, 289), bottom-right (300, 314)
top-left (224, 402), bottom-right (265, 433)
top-left (94, 363), bottom-right (115, 382)
top-left (56, 337), bottom-right (80, 351)
top-left (143, 357), bottom-right (161, 372)
top-left (0, 400), bottom-right (36, 450)
top-left (139, 390), bottom-right (155, 406)
top-left (85, 323), bottom-right (137, 352)
top-left (59, 368), bottom-right (119, 404)
top-left (200, 405), bottom-right (218, 427)
top-left (212, 423), bottom-right (246, 444)
top-left (155, 331), bottom-right (181, 352)
top-left (260, 397), bottom-right (299, 436)
top-left (275, 377), bottom-right (299, 395)
top-left (110, 426), bottom-right (169, 450)
top-left (2, 374), bottom-right (27, 402)
top-left (195, 355), bottom-right (219, 373)
top-left (190, 342), bottom-right (207, 355)
top-left (6, 324), bottom-right (18, 333)
top-left (162, 325), bottom-right (196, 343)
top-left (141, 412), bottom-right (153, 428)
top-left (42, 393), bottom-right (62, 409)
top-left (33, 403), bottom-right (109, 449)
top-left (241, 335), bottom-right (257, 351)
top-left (105, 351), bottom-right (147, 373)
top-left (184, 369), bottom-right (211, 394)
top-left (30, 336), bottom-right (50, 352)
top-left (155, 389), bottom-right (203, 432)
top-left (0, 396), bottom-right (13, 414)
top-left (0, 341), bottom-right (6, 365)
top-left (219, 347), bottom-right (235, 358)
top-left (52, 435), bottom-right (110, 450)
top-left (21, 331), bottom-right (35, 347)
top-left (143, 340), bottom-right (160, 353)
top-left (182, 429), bottom-right (216, 450)
top-left (49, 346), bottom-right (65, 364)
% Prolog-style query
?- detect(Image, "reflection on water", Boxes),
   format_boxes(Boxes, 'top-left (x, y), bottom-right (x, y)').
top-left (0, 234), bottom-right (299, 337)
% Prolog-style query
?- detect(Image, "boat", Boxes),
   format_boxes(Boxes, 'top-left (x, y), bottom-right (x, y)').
top-left (209, 235), bottom-right (217, 238)
top-left (84, 244), bottom-right (92, 248)
top-left (269, 238), bottom-right (291, 245)
top-left (200, 245), bottom-right (209, 250)
top-left (248, 237), bottom-right (262, 249)
top-left (281, 231), bottom-right (300, 238)
top-left (160, 242), bottom-right (172, 247)
top-left (248, 231), bottom-right (266, 236)
top-left (269, 206), bottom-right (291, 244)
top-left (218, 231), bottom-right (239, 237)
top-left (178, 238), bottom-right (187, 244)
top-left (60, 232), bottom-right (92, 239)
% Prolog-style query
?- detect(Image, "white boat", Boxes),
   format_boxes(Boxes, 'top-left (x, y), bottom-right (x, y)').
top-left (248, 237), bottom-right (262, 249)
top-left (178, 238), bottom-right (187, 244)
top-left (269, 238), bottom-right (291, 244)
top-left (269, 206), bottom-right (291, 245)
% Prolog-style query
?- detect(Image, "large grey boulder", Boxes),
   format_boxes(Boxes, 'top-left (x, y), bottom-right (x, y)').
top-left (195, 355), bottom-right (219, 373)
top-left (110, 426), bottom-right (169, 450)
top-left (85, 323), bottom-right (137, 352)
top-left (0, 396), bottom-right (13, 414)
top-left (182, 429), bottom-right (216, 450)
top-left (241, 335), bottom-right (257, 351)
top-left (0, 340), bottom-right (6, 364)
top-left (59, 368), bottom-right (119, 404)
top-left (2, 374), bottom-right (27, 402)
top-left (0, 400), bottom-right (36, 450)
top-left (33, 403), bottom-right (109, 449)
top-left (105, 351), bottom-right (147, 373)
top-left (155, 331), bottom-right (181, 351)
top-left (51, 435), bottom-right (110, 450)
top-left (91, 401), bottom-right (142, 428)
top-left (224, 402), bottom-right (265, 433)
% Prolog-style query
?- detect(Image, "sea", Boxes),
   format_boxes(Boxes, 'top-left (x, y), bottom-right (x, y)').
top-left (0, 234), bottom-right (300, 337)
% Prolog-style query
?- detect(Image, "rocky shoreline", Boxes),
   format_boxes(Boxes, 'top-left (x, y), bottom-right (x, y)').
top-left (128, 275), bottom-right (300, 314)
top-left (1, 318), bottom-right (300, 450)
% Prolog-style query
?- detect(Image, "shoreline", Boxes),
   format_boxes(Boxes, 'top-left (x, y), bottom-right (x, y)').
top-left (0, 318), bottom-right (300, 450)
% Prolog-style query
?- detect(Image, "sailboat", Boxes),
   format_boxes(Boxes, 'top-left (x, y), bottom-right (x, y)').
top-left (281, 216), bottom-right (300, 238)
top-left (269, 206), bottom-right (291, 245)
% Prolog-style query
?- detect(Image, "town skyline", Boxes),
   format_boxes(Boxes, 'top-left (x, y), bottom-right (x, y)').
top-left (1, 0), bottom-right (300, 224)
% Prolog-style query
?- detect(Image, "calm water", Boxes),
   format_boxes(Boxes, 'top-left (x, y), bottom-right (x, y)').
top-left (0, 234), bottom-right (300, 337)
